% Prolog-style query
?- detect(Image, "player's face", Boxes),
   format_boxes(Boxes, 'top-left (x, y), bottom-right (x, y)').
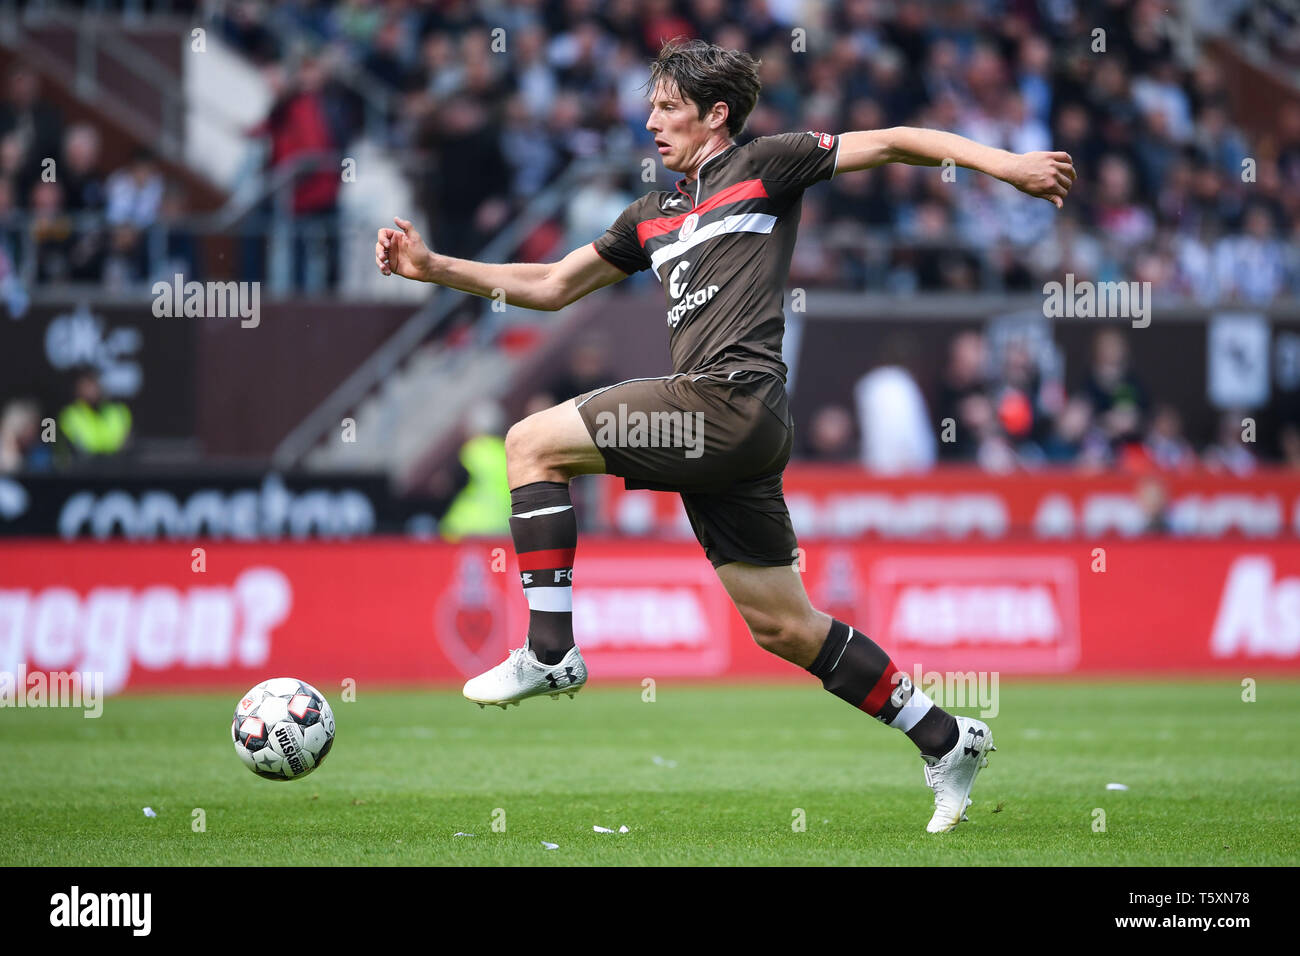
top-left (647, 80), bottom-right (711, 172)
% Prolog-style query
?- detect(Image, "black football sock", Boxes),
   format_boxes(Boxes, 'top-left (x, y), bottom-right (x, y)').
top-left (509, 481), bottom-right (576, 666)
top-left (806, 618), bottom-right (960, 758)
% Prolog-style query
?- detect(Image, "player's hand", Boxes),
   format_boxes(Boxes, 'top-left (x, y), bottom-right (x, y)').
top-left (1005, 151), bottom-right (1076, 208)
top-left (375, 217), bottom-right (432, 280)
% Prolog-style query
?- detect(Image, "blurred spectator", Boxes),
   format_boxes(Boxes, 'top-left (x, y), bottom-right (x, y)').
top-left (250, 57), bottom-right (343, 286)
top-left (1280, 422), bottom-right (1300, 468)
top-left (104, 149), bottom-right (164, 285)
top-left (61, 124), bottom-right (107, 214)
top-left (30, 180), bottom-right (74, 283)
top-left (105, 149), bottom-right (164, 229)
top-left (1082, 329), bottom-right (1149, 452)
top-left (0, 399), bottom-right (53, 473)
top-left (440, 401), bottom-right (511, 540)
top-left (1202, 409), bottom-right (1258, 475)
top-left (565, 168), bottom-right (634, 250)
top-left (803, 405), bottom-right (857, 462)
top-left (362, 17), bottom-right (417, 94)
top-left (853, 336), bottom-right (936, 474)
top-left (1145, 403), bottom-right (1197, 471)
top-left (1093, 155), bottom-right (1156, 250)
top-left (157, 183), bottom-right (199, 281)
top-left (1135, 475), bottom-right (1172, 533)
top-left (522, 391), bottom-right (558, 418)
top-left (1041, 395), bottom-right (1110, 468)
top-left (935, 330), bottom-right (989, 462)
top-left (501, 93), bottom-right (560, 200)
top-left (417, 94), bottom-right (510, 259)
top-left (991, 339), bottom-right (1047, 451)
top-left (58, 369), bottom-right (132, 459)
top-left (0, 66), bottom-right (62, 205)
top-left (1214, 204), bottom-right (1286, 304)
top-left (549, 341), bottom-right (614, 401)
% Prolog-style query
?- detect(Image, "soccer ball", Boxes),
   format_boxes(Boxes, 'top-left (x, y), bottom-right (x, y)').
top-left (232, 678), bottom-right (336, 781)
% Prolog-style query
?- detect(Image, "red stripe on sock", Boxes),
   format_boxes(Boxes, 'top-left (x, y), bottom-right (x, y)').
top-left (858, 662), bottom-right (901, 716)
top-left (517, 547), bottom-right (576, 572)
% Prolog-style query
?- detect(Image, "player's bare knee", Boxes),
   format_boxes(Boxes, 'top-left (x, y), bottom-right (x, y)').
top-left (743, 609), bottom-right (796, 654)
top-left (506, 417), bottom-right (550, 469)
top-left (506, 417), bottom-right (572, 485)
top-left (504, 419), bottom-right (532, 464)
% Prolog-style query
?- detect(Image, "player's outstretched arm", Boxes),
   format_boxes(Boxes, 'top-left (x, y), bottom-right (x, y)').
top-left (374, 217), bottom-right (628, 311)
top-left (833, 127), bottom-right (1076, 208)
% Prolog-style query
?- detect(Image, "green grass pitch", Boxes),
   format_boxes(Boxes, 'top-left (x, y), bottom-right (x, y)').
top-left (2, 681), bottom-right (1297, 866)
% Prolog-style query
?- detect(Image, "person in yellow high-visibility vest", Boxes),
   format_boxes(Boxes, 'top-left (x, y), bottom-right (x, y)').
top-left (58, 370), bottom-right (132, 457)
top-left (440, 401), bottom-right (511, 541)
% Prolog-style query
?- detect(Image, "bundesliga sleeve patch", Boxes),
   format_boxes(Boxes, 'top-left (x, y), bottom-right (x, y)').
top-left (807, 131), bottom-right (835, 150)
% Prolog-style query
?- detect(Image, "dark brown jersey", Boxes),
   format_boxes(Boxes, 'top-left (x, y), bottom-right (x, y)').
top-left (591, 131), bottom-right (841, 380)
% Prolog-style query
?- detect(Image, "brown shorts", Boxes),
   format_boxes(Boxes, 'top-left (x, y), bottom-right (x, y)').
top-left (574, 369), bottom-right (799, 568)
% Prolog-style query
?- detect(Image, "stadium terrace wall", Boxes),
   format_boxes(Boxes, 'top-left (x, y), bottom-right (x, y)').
top-left (788, 302), bottom-right (1300, 457)
top-left (1, 299), bottom-right (418, 459)
top-left (1, 538), bottom-right (1297, 695)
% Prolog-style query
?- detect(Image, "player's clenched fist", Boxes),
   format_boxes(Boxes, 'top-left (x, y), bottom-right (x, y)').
top-left (375, 217), bottom-right (432, 280)
top-left (1004, 151), bottom-right (1077, 209)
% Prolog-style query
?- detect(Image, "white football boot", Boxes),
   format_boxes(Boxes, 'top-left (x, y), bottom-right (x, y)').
top-left (462, 640), bottom-right (587, 708)
top-left (922, 716), bottom-right (996, 833)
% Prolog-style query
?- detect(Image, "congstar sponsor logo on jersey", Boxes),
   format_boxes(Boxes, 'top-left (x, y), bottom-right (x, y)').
top-left (665, 260), bottom-right (719, 328)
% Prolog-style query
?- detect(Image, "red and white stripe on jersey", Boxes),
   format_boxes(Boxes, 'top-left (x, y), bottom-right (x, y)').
top-left (635, 178), bottom-right (769, 244)
top-left (649, 212), bottom-right (777, 276)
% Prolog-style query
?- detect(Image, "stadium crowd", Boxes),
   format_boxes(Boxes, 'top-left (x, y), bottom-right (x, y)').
top-left (201, 0), bottom-right (1297, 300)
top-left (1, 1), bottom-right (1297, 475)
top-left (2, 0), bottom-right (1294, 299)
top-left (796, 325), bottom-right (1276, 473)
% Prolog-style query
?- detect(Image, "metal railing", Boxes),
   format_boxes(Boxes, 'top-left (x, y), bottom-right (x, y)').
top-left (1, 150), bottom-right (383, 297)
top-left (2, 7), bottom-right (252, 174)
top-left (268, 150), bottom-right (642, 469)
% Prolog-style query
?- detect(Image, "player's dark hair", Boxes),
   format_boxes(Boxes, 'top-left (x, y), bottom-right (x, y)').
top-left (645, 39), bottom-right (761, 137)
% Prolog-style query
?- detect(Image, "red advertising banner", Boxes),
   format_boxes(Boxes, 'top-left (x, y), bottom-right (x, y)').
top-left (597, 466), bottom-right (1300, 540)
top-left (1, 538), bottom-right (1298, 695)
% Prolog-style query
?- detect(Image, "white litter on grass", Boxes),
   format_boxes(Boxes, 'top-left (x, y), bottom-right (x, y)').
top-left (1106, 783), bottom-right (1129, 791)
top-left (651, 755), bottom-right (678, 768)
top-left (142, 807), bottom-right (156, 818)
top-left (593, 826), bottom-right (614, 833)
top-left (618, 825), bottom-right (629, 833)
top-left (454, 832), bottom-right (475, 837)
top-left (541, 841), bottom-right (559, 850)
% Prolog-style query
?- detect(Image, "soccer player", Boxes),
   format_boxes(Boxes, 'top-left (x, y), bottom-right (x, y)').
top-left (375, 39), bottom-right (1075, 832)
